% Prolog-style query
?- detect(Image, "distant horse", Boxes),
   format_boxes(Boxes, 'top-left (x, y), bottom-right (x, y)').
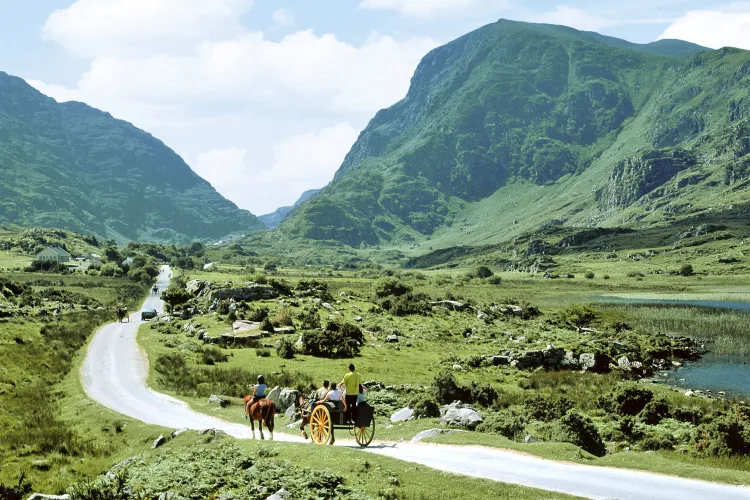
top-left (115, 307), bottom-right (129, 323)
top-left (295, 392), bottom-right (315, 439)
top-left (243, 395), bottom-right (276, 440)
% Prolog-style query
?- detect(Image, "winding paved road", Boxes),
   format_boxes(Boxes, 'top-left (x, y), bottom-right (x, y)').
top-left (81, 266), bottom-right (750, 500)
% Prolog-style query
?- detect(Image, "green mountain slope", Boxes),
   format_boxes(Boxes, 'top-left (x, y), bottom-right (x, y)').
top-left (258, 188), bottom-right (321, 228)
top-left (282, 20), bottom-right (750, 248)
top-left (0, 72), bottom-right (265, 243)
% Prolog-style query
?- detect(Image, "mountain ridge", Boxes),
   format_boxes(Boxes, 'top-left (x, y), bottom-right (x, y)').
top-left (282, 19), bottom-right (749, 248)
top-left (258, 188), bottom-right (321, 228)
top-left (0, 72), bottom-right (265, 243)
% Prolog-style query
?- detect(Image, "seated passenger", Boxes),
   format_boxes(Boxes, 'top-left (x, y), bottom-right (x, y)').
top-left (318, 384), bottom-right (341, 405)
top-left (315, 380), bottom-right (330, 401)
top-left (356, 384), bottom-right (367, 406)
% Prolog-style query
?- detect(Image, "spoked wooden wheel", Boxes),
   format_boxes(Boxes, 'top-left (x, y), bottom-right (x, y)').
top-left (310, 405), bottom-right (331, 445)
top-left (354, 417), bottom-right (375, 447)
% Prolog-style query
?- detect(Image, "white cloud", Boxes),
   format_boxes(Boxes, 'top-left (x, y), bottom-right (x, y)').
top-left (658, 10), bottom-right (750, 49)
top-left (360, 0), bottom-right (506, 19)
top-left (27, 79), bottom-right (83, 103)
top-left (193, 123), bottom-right (359, 213)
top-left (272, 8), bottom-right (295, 28)
top-left (42, 0), bottom-right (254, 57)
top-left (529, 6), bottom-right (616, 32)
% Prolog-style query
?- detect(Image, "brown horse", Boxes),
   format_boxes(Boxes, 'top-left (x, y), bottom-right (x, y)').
top-left (243, 395), bottom-right (276, 440)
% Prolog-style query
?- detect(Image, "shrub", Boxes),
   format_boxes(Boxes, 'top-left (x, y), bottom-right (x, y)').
top-left (585, 271), bottom-right (595, 279)
top-left (476, 266), bottom-right (494, 278)
top-left (25, 260), bottom-right (70, 274)
top-left (469, 382), bottom-right (498, 407)
top-left (641, 431), bottom-right (676, 451)
top-left (679, 264), bottom-right (694, 276)
top-left (276, 337), bottom-right (295, 359)
top-left (695, 407), bottom-right (750, 456)
top-left (260, 317), bottom-right (274, 332)
top-left (263, 261), bottom-right (278, 272)
top-left (433, 371), bottom-right (470, 405)
top-left (273, 308), bottom-right (294, 327)
top-left (487, 275), bottom-right (502, 285)
top-left (672, 407), bottom-right (703, 425)
top-left (202, 347), bottom-right (228, 365)
top-left (555, 410), bottom-right (606, 457)
top-left (298, 307), bottom-right (321, 330)
top-left (373, 278), bottom-right (412, 298)
top-left (600, 385), bottom-right (654, 416)
top-left (640, 398), bottom-right (670, 425)
top-left (558, 304), bottom-right (598, 329)
top-left (246, 307), bottom-right (268, 322)
top-left (255, 349), bottom-right (271, 358)
top-left (409, 393), bottom-right (441, 418)
top-left (603, 275), bottom-right (610, 280)
top-left (524, 395), bottom-right (574, 422)
top-left (476, 409), bottom-right (527, 439)
top-left (302, 321), bottom-right (364, 358)
top-left (381, 292), bottom-right (431, 316)
top-left (0, 471), bottom-right (32, 500)
top-left (161, 286), bottom-right (191, 311)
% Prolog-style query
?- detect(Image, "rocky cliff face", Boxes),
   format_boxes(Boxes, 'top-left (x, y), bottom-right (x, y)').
top-left (284, 20), bottom-right (742, 246)
top-left (0, 72), bottom-right (264, 243)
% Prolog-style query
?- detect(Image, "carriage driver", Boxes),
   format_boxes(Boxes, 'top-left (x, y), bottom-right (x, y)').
top-left (338, 363), bottom-right (365, 432)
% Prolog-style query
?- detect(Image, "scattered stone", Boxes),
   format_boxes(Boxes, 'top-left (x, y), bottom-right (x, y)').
top-left (391, 407), bottom-right (413, 423)
top-left (285, 405), bottom-right (296, 418)
top-left (27, 494), bottom-right (71, 500)
top-left (430, 300), bottom-right (466, 311)
top-left (477, 311), bottom-right (487, 320)
top-left (31, 460), bottom-right (51, 471)
top-left (267, 488), bottom-right (291, 500)
top-left (170, 428), bottom-right (189, 439)
top-left (386, 335), bottom-right (399, 343)
top-left (524, 435), bottom-right (539, 443)
top-left (197, 330), bottom-right (207, 340)
top-left (152, 435), bottom-right (166, 449)
top-left (353, 316), bottom-right (363, 322)
top-left (719, 391), bottom-right (727, 396)
top-left (208, 395), bottom-right (229, 407)
top-left (266, 386), bottom-right (281, 406)
top-left (278, 388), bottom-right (300, 413)
top-left (286, 419), bottom-right (303, 429)
top-left (410, 428), bottom-right (464, 443)
top-left (579, 353), bottom-right (596, 371)
top-left (186, 279), bottom-right (212, 298)
top-left (489, 355), bottom-right (511, 366)
top-left (439, 401), bottom-right (483, 429)
top-left (233, 320), bottom-right (261, 333)
top-left (364, 380), bottom-right (385, 391)
top-left (452, 364), bottom-right (463, 371)
top-left (672, 361), bottom-right (683, 367)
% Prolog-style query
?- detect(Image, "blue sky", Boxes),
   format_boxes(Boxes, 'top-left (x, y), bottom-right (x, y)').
top-left (1, 0), bottom-right (749, 214)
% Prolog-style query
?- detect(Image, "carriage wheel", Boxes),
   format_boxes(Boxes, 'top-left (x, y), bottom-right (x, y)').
top-left (310, 405), bottom-right (331, 445)
top-left (354, 416), bottom-right (375, 447)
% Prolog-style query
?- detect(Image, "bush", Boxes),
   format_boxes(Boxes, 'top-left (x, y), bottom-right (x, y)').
top-left (641, 432), bottom-right (675, 451)
top-left (640, 398), bottom-right (670, 425)
top-left (161, 286), bottom-right (191, 311)
top-left (276, 337), bottom-right (295, 359)
top-left (601, 386), bottom-right (654, 416)
top-left (433, 371), bottom-right (470, 405)
top-left (298, 307), bottom-right (321, 330)
top-left (558, 304), bottom-right (598, 329)
top-left (672, 407), bottom-right (703, 425)
top-left (201, 347), bottom-right (228, 365)
top-left (247, 307), bottom-right (269, 322)
top-left (556, 410), bottom-right (606, 457)
top-left (302, 321), bottom-right (364, 358)
top-left (524, 396), bottom-right (574, 422)
top-left (476, 409), bottom-right (527, 440)
top-left (409, 393), bottom-right (441, 418)
top-left (260, 317), bottom-right (274, 332)
top-left (0, 471), bottom-right (32, 500)
top-left (255, 349), bottom-right (271, 358)
top-left (585, 271), bottom-right (595, 279)
top-left (695, 407), bottom-right (750, 456)
top-left (679, 264), bottom-right (694, 276)
top-left (476, 266), bottom-right (494, 278)
top-left (469, 382), bottom-right (498, 407)
top-left (380, 292), bottom-right (431, 316)
top-left (487, 275), bottom-right (502, 285)
top-left (25, 260), bottom-right (70, 274)
top-left (373, 278), bottom-right (412, 298)
top-left (273, 308), bottom-right (294, 327)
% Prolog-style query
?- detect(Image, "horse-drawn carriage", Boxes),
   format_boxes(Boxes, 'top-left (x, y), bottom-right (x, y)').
top-left (304, 399), bottom-right (376, 447)
top-left (115, 306), bottom-right (129, 323)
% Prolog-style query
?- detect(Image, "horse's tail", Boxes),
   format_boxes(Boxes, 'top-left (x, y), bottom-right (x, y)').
top-left (264, 400), bottom-right (276, 432)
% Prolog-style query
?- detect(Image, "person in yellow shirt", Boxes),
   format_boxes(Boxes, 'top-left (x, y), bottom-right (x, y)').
top-left (338, 363), bottom-right (363, 428)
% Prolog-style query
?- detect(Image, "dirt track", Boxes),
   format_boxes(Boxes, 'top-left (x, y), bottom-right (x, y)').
top-left (81, 266), bottom-right (750, 500)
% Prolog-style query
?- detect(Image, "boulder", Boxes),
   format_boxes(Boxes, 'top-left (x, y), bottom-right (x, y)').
top-left (684, 390), bottom-right (695, 397)
top-left (429, 300), bottom-right (466, 311)
top-left (386, 335), bottom-right (399, 343)
top-left (266, 488), bottom-right (291, 500)
top-left (186, 280), bottom-right (212, 298)
top-left (390, 407), bottom-right (413, 423)
top-left (579, 353), bottom-right (596, 371)
top-left (489, 355), bottom-right (511, 366)
top-left (170, 428), bottom-right (189, 439)
top-left (524, 435), bottom-right (539, 443)
top-left (410, 428), bottom-right (464, 443)
top-left (353, 316), bottom-right (363, 322)
top-left (266, 386), bottom-right (281, 406)
top-left (286, 419), bottom-right (303, 429)
top-left (515, 350), bottom-right (544, 369)
top-left (278, 388), bottom-right (300, 413)
top-left (439, 401), bottom-right (483, 429)
top-left (452, 364), bottom-right (463, 371)
top-left (560, 351), bottom-right (579, 368)
top-left (27, 495), bottom-right (71, 500)
top-left (363, 380), bottom-right (385, 391)
top-left (211, 284), bottom-right (279, 302)
top-left (285, 405), bottom-right (296, 418)
top-left (208, 395), bottom-right (229, 407)
top-left (197, 330), bottom-right (207, 340)
top-left (274, 326), bottom-right (296, 334)
top-left (233, 320), bottom-right (261, 333)
top-left (152, 434), bottom-right (166, 449)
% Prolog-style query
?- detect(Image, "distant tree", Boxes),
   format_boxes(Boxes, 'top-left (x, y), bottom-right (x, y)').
top-left (373, 277), bottom-right (412, 298)
top-left (476, 266), bottom-right (494, 278)
top-left (679, 264), bottom-right (694, 276)
top-left (161, 286), bottom-right (191, 311)
top-left (104, 246), bottom-right (122, 263)
top-left (188, 242), bottom-right (205, 257)
top-left (263, 261), bottom-right (278, 272)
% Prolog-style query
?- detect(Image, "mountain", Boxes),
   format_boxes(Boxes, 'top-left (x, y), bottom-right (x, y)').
top-left (0, 72), bottom-right (265, 244)
top-left (280, 20), bottom-right (750, 248)
top-left (258, 188), bottom-right (321, 228)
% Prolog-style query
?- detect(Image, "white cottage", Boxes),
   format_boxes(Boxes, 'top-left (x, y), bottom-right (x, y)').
top-left (35, 246), bottom-right (72, 263)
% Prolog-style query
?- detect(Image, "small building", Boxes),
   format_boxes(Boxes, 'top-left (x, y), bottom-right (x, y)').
top-left (35, 246), bottom-right (72, 263)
